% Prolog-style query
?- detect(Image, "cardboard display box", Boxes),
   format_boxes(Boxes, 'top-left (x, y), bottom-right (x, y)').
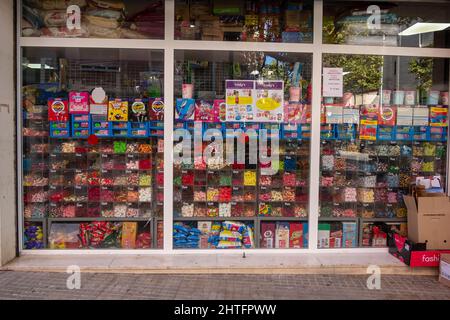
top-left (439, 254), bottom-right (450, 288)
top-left (387, 229), bottom-right (450, 267)
top-left (403, 195), bottom-right (450, 250)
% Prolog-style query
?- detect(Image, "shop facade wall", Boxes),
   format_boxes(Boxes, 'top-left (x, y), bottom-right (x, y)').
top-left (0, 0), bottom-right (16, 265)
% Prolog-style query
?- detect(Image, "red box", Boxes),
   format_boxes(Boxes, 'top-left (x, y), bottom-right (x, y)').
top-left (260, 222), bottom-right (275, 249)
top-left (289, 222), bottom-right (303, 248)
top-left (48, 98), bottom-right (69, 122)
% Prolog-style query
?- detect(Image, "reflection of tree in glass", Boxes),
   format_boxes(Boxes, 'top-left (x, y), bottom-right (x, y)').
top-left (323, 54), bottom-right (383, 95)
top-left (408, 57), bottom-right (433, 103)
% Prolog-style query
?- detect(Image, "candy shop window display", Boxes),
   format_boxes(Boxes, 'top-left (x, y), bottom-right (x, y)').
top-left (22, 0), bottom-right (165, 39)
top-left (175, 0), bottom-right (314, 43)
top-left (323, 0), bottom-right (450, 48)
top-left (319, 54), bottom-right (449, 248)
top-left (173, 49), bottom-right (312, 249)
top-left (21, 47), bottom-right (164, 250)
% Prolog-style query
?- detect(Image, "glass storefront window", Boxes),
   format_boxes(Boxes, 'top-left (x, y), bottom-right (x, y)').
top-left (21, 47), bottom-right (164, 249)
top-left (175, 0), bottom-right (313, 43)
top-left (319, 54), bottom-right (449, 248)
top-left (22, 0), bottom-right (164, 39)
top-left (323, 1), bottom-right (450, 48)
top-left (173, 50), bottom-right (312, 249)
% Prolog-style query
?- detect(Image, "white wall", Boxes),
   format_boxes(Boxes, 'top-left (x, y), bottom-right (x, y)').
top-left (0, 0), bottom-right (16, 266)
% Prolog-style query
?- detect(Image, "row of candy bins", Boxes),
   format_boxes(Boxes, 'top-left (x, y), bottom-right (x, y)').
top-left (260, 221), bottom-right (308, 248)
top-left (24, 222), bottom-right (44, 249)
top-left (173, 221), bottom-right (255, 249)
top-left (48, 221), bottom-right (153, 249)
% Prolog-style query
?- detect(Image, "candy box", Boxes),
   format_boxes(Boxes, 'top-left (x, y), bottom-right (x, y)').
top-left (108, 99), bottom-right (129, 121)
top-left (289, 222), bottom-right (303, 248)
top-left (195, 100), bottom-right (218, 122)
top-left (90, 88), bottom-right (108, 116)
top-left (48, 98), bottom-right (69, 121)
top-left (275, 222), bottom-right (290, 249)
top-left (175, 98), bottom-right (195, 121)
top-left (129, 98), bottom-right (148, 122)
top-left (318, 223), bottom-right (330, 248)
top-left (378, 105), bottom-right (396, 126)
top-left (69, 92), bottom-right (89, 114)
top-left (121, 222), bottom-right (137, 249)
top-left (342, 222), bottom-right (357, 248)
top-left (214, 99), bottom-right (226, 122)
top-left (260, 222), bottom-right (275, 248)
top-left (329, 223), bottom-right (342, 248)
top-left (197, 221), bottom-right (212, 249)
top-left (439, 254), bottom-right (450, 288)
top-left (149, 98), bottom-right (165, 120)
top-left (284, 102), bottom-right (302, 123)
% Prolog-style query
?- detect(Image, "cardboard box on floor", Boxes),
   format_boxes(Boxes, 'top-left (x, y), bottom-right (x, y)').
top-left (403, 194), bottom-right (450, 250)
top-left (439, 254), bottom-right (450, 288)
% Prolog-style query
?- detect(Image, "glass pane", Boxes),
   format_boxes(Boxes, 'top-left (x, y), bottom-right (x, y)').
top-left (319, 54), bottom-right (449, 248)
top-left (323, 1), bottom-right (450, 48)
top-left (21, 47), bottom-right (164, 249)
top-left (175, 0), bottom-right (313, 43)
top-left (173, 50), bottom-right (312, 249)
top-left (22, 0), bottom-right (164, 39)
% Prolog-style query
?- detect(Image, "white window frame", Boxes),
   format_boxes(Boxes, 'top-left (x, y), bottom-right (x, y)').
top-left (17, 0), bottom-right (450, 255)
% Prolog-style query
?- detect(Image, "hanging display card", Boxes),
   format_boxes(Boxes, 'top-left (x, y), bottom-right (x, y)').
top-left (359, 118), bottom-right (378, 140)
top-left (343, 107), bottom-right (359, 124)
top-left (413, 106), bottom-right (429, 126)
top-left (322, 68), bottom-right (343, 98)
top-left (378, 105), bottom-right (396, 126)
top-left (149, 98), bottom-right (165, 121)
top-left (214, 99), bottom-right (226, 122)
top-left (254, 80), bottom-right (284, 122)
top-left (48, 98), bottom-right (69, 122)
top-left (195, 100), bottom-right (218, 122)
top-left (69, 92), bottom-right (89, 114)
top-left (325, 105), bottom-right (343, 124)
top-left (225, 80), bottom-right (255, 122)
top-left (430, 107), bottom-right (448, 127)
top-left (89, 87), bottom-right (108, 116)
top-left (284, 102), bottom-right (302, 123)
top-left (396, 107), bottom-right (413, 125)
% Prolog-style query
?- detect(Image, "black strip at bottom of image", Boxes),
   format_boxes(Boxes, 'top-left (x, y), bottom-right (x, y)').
top-left (0, 300), bottom-right (448, 318)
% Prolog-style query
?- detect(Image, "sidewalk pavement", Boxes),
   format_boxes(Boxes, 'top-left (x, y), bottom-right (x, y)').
top-left (0, 271), bottom-right (449, 300)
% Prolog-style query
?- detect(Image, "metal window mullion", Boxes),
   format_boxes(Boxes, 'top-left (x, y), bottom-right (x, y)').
top-left (308, 0), bottom-right (324, 251)
top-left (163, 0), bottom-right (175, 252)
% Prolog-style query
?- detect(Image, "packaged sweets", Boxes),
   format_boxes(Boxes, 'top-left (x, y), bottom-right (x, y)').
top-left (275, 222), bottom-right (290, 249)
top-left (90, 87), bottom-right (108, 116)
top-left (149, 98), bottom-right (164, 120)
top-left (129, 98), bottom-right (148, 122)
top-left (121, 222), bottom-right (137, 249)
top-left (108, 99), bottom-right (128, 121)
top-left (214, 100), bottom-right (226, 122)
top-left (260, 222), bottom-right (275, 249)
top-left (289, 223), bottom-right (303, 248)
top-left (69, 92), bottom-right (89, 114)
top-left (195, 100), bottom-right (218, 122)
top-left (175, 98), bottom-right (195, 120)
top-left (48, 98), bottom-right (69, 121)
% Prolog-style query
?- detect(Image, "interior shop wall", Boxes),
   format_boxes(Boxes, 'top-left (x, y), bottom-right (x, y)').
top-left (0, 0), bottom-right (16, 266)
